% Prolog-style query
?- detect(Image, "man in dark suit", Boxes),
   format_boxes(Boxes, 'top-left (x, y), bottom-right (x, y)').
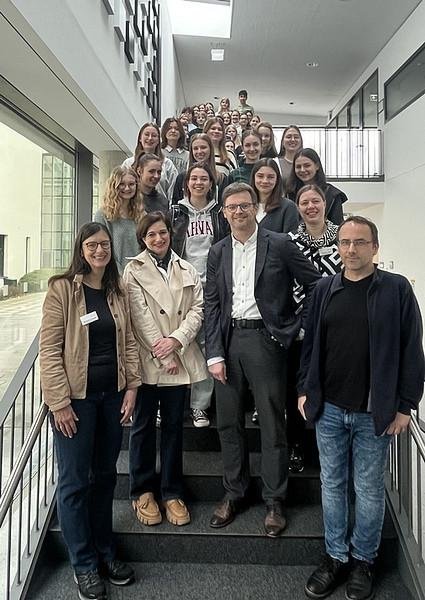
top-left (204, 182), bottom-right (320, 536)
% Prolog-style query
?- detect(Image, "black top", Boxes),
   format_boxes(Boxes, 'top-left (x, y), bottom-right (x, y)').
top-left (83, 284), bottom-right (117, 393)
top-left (321, 272), bottom-right (373, 412)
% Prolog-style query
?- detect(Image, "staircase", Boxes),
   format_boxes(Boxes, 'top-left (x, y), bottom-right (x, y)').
top-left (26, 410), bottom-right (414, 600)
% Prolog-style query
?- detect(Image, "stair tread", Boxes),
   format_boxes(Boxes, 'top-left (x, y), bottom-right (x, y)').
top-left (26, 560), bottom-right (413, 600)
top-left (49, 499), bottom-right (396, 539)
top-left (117, 449), bottom-right (319, 478)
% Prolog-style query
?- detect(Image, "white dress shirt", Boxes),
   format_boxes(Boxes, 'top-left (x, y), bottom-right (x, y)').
top-left (207, 226), bottom-right (261, 366)
top-left (231, 227), bottom-right (262, 319)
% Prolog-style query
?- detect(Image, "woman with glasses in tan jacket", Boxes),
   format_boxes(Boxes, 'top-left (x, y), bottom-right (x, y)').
top-left (40, 222), bottom-right (141, 600)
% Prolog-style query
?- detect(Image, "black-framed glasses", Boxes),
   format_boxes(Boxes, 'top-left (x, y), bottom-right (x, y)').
top-left (84, 241), bottom-right (111, 251)
top-left (224, 202), bottom-right (254, 213)
top-left (337, 239), bottom-right (373, 248)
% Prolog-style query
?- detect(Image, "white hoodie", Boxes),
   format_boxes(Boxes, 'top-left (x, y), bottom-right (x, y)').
top-left (179, 197), bottom-right (218, 285)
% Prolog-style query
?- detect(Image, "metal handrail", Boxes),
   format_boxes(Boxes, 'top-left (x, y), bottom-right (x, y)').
top-left (0, 330), bottom-right (57, 600)
top-left (410, 416), bottom-right (425, 461)
top-left (0, 403), bottom-right (48, 526)
top-left (0, 332), bottom-right (40, 424)
top-left (386, 411), bottom-right (425, 600)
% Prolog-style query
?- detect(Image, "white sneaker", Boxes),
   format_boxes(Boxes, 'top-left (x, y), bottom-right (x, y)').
top-left (191, 409), bottom-right (210, 428)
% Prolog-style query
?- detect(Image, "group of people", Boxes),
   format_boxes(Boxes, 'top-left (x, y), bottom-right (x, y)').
top-left (39, 94), bottom-right (424, 600)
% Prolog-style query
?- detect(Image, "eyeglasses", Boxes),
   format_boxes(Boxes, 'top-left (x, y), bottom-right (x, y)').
top-left (84, 241), bottom-right (111, 251)
top-left (224, 202), bottom-right (254, 213)
top-left (337, 239), bottom-right (373, 248)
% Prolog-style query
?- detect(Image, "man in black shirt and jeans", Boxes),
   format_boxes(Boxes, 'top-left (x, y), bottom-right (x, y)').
top-left (298, 216), bottom-right (424, 600)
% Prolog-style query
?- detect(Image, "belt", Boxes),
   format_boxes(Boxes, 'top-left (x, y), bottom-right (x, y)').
top-left (231, 318), bottom-right (264, 329)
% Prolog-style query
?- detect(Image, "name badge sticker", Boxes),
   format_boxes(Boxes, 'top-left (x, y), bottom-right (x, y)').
top-left (318, 247), bottom-right (333, 256)
top-left (80, 311), bottom-right (99, 326)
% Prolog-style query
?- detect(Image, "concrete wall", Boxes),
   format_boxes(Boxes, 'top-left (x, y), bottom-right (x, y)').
top-left (1, 0), bottom-right (157, 154)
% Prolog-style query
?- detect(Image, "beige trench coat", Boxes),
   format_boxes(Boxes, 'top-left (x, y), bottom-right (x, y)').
top-left (123, 250), bottom-right (208, 385)
top-left (39, 274), bottom-right (141, 412)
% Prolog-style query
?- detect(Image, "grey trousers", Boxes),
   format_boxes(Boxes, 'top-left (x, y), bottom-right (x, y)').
top-left (215, 327), bottom-right (288, 503)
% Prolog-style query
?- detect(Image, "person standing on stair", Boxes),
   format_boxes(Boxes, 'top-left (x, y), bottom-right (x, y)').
top-left (124, 211), bottom-right (207, 529)
top-left (171, 162), bottom-right (228, 428)
top-left (204, 182), bottom-right (320, 537)
top-left (40, 222), bottom-right (140, 600)
top-left (298, 216), bottom-right (424, 600)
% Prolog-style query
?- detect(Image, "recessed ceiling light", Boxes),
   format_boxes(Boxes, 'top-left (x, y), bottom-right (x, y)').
top-left (211, 48), bottom-right (224, 61)
top-left (306, 61), bottom-right (319, 68)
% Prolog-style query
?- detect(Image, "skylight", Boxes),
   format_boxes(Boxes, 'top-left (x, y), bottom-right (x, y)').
top-left (167, 0), bottom-right (232, 38)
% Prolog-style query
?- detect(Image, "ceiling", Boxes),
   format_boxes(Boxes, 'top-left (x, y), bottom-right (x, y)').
top-left (173, 0), bottom-right (422, 121)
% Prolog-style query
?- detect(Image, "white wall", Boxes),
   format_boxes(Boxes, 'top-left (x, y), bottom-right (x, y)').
top-left (160, 0), bottom-right (186, 118)
top-left (1, 0), bottom-right (155, 154)
top-left (261, 113), bottom-right (327, 127)
top-left (331, 1), bottom-right (425, 314)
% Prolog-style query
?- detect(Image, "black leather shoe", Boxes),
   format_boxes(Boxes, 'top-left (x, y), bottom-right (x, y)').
top-left (210, 499), bottom-right (238, 528)
top-left (264, 501), bottom-right (286, 537)
top-left (305, 554), bottom-right (347, 599)
top-left (346, 559), bottom-right (374, 600)
top-left (74, 570), bottom-right (106, 600)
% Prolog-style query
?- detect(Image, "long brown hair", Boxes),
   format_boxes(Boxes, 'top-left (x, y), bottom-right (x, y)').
top-left (250, 158), bottom-right (283, 213)
top-left (189, 134), bottom-right (221, 183)
top-left (49, 222), bottom-right (122, 296)
top-left (132, 122), bottom-right (162, 169)
top-left (203, 117), bottom-right (230, 165)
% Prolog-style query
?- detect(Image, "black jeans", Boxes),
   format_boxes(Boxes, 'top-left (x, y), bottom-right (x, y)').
top-left (215, 328), bottom-right (288, 503)
top-left (129, 384), bottom-right (187, 501)
top-left (53, 390), bottom-right (124, 574)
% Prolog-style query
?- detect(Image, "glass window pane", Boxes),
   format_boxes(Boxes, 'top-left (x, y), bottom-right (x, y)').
top-left (337, 105), bottom-right (349, 128)
top-left (350, 93), bottom-right (361, 128)
top-left (385, 45), bottom-right (425, 120)
top-left (0, 106), bottom-right (75, 398)
top-left (363, 72), bottom-right (378, 127)
top-left (53, 156), bottom-right (63, 178)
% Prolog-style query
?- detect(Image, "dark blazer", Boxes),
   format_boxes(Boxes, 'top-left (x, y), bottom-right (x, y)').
top-left (297, 269), bottom-right (425, 435)
top-left (204, 227), bottom-right (321, 360)
top-left (259, 198), bottom-right (299, 234)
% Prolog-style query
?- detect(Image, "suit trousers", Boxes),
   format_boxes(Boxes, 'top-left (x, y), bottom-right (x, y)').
top-left (215, 327), bottom-right (288, 503)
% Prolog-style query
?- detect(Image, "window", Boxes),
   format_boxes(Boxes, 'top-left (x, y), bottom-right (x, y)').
top-left (385, 43), bottom-right (425, 121)
top-left (363, 72), bottom-right (378, 127)
top-left (329, 70), bottom-right (378, 129)
top-left (0, 100), bottom-right (75, 397)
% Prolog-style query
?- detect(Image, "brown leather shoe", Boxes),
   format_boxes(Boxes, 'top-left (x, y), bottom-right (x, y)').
top-left (264, 501), bottom-right (286, 537)
top-left (132, 492), bottom-right (162, 525)
top-left (163, 499), bottom-right (191, 526)
top-left (210, 499), bottom-right (238, 528)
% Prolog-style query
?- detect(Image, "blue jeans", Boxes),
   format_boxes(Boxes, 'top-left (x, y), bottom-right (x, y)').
top-left (316, 402), bottom-right (391, 564)
top-left (52, 390), bottom-right (124, 574)
top-left (129, 384), bottom-right (187, 500)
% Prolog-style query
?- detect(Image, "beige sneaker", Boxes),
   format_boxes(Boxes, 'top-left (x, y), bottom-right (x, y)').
top-left (164, 498), bottom-right (191, 526)
top-left (132, 492), bottom-right (162, 525)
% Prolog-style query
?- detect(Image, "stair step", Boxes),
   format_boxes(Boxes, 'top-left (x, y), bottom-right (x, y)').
top-left (46, 500), bottom-right (398, 567)
top-left (115, 450), bottom-right (322, 503)
top-left (121, 411), bottom-right (263, 452)
top-left (26, 560), bottom-right (413, 600)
